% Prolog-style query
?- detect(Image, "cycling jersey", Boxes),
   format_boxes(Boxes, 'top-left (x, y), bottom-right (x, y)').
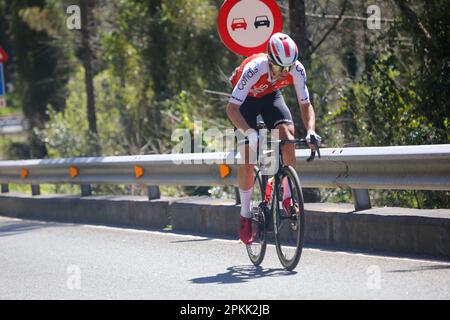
top-left (229, 53), bottom-right (310, 106)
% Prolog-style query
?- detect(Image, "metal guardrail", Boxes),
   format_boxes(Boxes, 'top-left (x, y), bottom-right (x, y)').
top-left (0, 144), bottom-right (449, 209)
top-left (0, 115), bottom-right (27, 134)
top-left (294, 144), bottom-right (450, 191)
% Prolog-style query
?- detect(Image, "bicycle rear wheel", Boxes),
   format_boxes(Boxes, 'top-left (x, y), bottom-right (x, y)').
top-left (272, 166), bottom-right (305, 271)
top-left (246, 168), bottom-right (267, 266)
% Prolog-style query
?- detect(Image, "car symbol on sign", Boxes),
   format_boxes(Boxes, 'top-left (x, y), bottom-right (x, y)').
top-left (254, 15), bottom-right (270, 29)
top-left (231, 18), bottom-right (247, 31)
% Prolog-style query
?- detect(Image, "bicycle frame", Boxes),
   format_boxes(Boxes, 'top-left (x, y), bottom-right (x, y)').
top-left (252, 137), bottom-right (319, 190)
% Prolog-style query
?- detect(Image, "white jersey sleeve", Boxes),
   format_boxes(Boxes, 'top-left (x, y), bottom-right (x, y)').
top-left (291, 61), bottom-right (310, 105)
top-left (229, 60), bottom-right (262, 106)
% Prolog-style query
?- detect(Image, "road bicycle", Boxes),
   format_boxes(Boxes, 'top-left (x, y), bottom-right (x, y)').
top-left (245, 122), bottom-right (321, 271)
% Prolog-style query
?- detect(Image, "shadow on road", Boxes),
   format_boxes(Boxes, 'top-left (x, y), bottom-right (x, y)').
top-left (386, 265), bottom-right (450, 273)
top-left (0, 219), bottom-right (70, 237)
top-left (190, 265), bottom-right (296, 285)
top-left (170, 238), bottom-right (212, 243)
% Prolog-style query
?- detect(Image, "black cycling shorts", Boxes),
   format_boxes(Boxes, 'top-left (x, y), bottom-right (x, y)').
top-left (239, 90), bottom-right (293, 131)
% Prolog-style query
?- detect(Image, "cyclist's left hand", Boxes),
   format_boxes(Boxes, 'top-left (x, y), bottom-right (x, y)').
top-left (305, 130), bottom-right (321, 150)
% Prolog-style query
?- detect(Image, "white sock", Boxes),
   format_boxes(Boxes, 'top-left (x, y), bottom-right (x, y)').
top-left (239, 187), bottom-right (253, 218)
top-left (282, 177), bottom-right (291, 200)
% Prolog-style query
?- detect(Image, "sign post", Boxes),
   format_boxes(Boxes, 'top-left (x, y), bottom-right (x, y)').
top-left (0, 46), bottom-right (9, 109)
top-left (0, 63), bottom-right (6, 108)
top-left (217, 0), bottom-right (283, 56)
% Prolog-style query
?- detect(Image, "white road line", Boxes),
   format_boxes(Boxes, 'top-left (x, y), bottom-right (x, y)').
top-left (1, 216), bottom-right (449, 265)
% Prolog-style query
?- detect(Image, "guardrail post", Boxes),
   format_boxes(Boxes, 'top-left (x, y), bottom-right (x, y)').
top-left (148, 186), bottom-right (160, 200)
top-left (81, 184), bottom-right (92, 197)
top-left (1, 184), bottom-right (8, 193)
top-left (342, 143), bottom-right (372, 211)
top-left (352, 189), bottom-right (371, 211)
top-left (31, 185), bottom-right (40, 196)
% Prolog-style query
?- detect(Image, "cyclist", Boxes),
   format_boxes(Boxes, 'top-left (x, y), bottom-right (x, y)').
top-left (226, 32), bottom-right (321, 245)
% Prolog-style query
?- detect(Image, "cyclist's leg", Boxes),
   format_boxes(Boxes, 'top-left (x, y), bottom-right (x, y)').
top-left (235, 97), bottom-right (260, 218)
top-left (238, 146), bottom-right (255, 189)
top-left (275, 123), bottom-right (295, 166)
top-left (237, 146), bottom-right (255, 219)
top-left (260, 91), bottom-right (295, 203)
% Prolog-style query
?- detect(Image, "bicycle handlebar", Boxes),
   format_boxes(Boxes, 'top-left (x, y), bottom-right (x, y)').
top-left (279, 137), bottom-right (321, 162)
top-left (256, 121), bottom-right (321, 162)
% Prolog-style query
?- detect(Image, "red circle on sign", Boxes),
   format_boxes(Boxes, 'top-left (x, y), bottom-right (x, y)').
top-left (218, 0), bottom-right (283, 57)
top-left (0, 47), bottom-right (8, 63)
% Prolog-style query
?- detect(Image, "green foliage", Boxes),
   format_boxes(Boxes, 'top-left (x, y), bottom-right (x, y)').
top-left (337, 52), bottom-right (440, 146)
top-left (7, 183), bottom-right (79, 196)
top-left (38, 67), bottom-right (125, 158)
top-left (333, 6), bottom-right (450, 208)
top-left (320, 188), bottom-right (353, 204)
top-left (397, 0), bottom-right (450, 142)
top-left (370, 189), bottom-right (449, 209)
top-left (335, 54), bottom-right (447, 208)
top-left (0, 106), bottom-right (20, 117)
top-left (0, 134), bottom-right (26, 159)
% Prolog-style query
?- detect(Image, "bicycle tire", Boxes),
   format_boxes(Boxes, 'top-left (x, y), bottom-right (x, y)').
top-left (246, 168), bottom-right (267, 266)
top-left (272, 165), bottom-right (305, 271)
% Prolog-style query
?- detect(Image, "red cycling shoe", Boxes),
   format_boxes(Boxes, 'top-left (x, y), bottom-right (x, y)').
top-left (239, 216), bottom-right (254, 245)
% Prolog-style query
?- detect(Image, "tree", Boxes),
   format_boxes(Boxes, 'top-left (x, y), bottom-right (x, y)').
top-left (288, 0), bottom-right (309, 62)
top-left (393, 0), bottom-right (449, 142)
top-left (79, 0), bottom-right (99, 155)
top-left (8, 0), bottom-right (71, 158)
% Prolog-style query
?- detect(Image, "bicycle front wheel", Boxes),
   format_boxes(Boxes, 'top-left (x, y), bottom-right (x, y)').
top-left (246, 168), bottom-right (267, 266)
top-left (272, 166), bottom-right (305, 271)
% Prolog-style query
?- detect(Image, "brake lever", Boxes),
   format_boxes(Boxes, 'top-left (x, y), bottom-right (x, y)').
top-left (306, 151), bottom-right (315, 162)
top-left (306, 135), bottom-right (320, 162)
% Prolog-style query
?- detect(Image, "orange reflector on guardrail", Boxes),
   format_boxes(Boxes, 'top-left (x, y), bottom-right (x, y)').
top-left (69, 166), bottom-right (79, 178)
top-left (21, 168), bottom-right (28, 178)
top-left (134, 166), bottom-right (144, 179)
top-left (219, 164), bottom-right (231, 179)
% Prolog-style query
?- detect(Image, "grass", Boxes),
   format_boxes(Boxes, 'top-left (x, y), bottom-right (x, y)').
top-left (0, 106), bottom-right (22, 117)
top-left (6, 184), bottom-right (80, 196)
top-left (5, 184), bottom-right (182, 198)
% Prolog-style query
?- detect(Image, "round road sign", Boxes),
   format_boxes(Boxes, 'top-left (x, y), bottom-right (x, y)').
top-left (218, 0), bottom-right (283, 56)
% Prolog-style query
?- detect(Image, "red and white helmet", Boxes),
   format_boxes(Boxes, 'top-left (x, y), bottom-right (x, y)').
top-left (267, 32), bottom-right (299, 67)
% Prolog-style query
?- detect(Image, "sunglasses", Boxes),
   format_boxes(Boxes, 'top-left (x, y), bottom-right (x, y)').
top-left (271, 63), bottom-right (292, 74)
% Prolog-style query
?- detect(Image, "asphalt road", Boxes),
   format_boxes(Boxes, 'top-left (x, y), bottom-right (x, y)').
top-left (0, 216), bottom-right (449, 300)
